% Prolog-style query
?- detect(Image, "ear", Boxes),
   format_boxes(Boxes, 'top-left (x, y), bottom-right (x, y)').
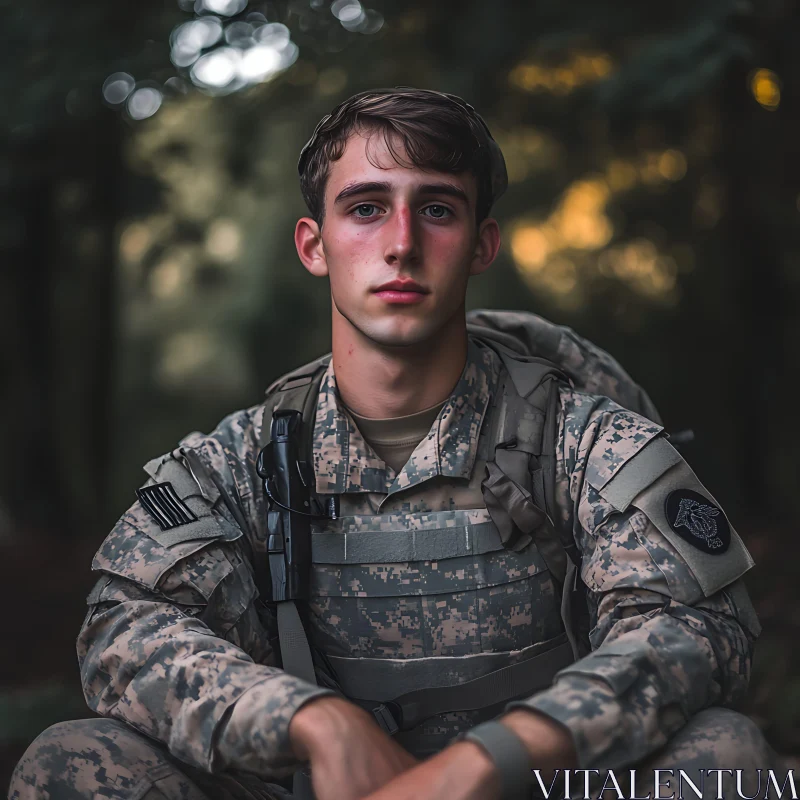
top-left (295, 217), bottom-right (328, 277)
top-left (469, 217), bottom-right (501, 276)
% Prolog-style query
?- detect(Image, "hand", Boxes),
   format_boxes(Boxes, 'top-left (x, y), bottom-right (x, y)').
top-left (360, 710), bottom-right (576, 800)
top-left (289, 696), bottom-right (418, 800)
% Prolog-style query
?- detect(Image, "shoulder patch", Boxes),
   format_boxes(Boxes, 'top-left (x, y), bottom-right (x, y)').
top-left (589, 435), bottom-right (754, 598)
top-left (665, 489), bottom-right (730, 555)
top-left (136, 482), bottom-right (197, 531)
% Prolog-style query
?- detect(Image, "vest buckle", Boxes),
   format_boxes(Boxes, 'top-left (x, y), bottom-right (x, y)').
top-left (371, 703), bottom-right (400, 736)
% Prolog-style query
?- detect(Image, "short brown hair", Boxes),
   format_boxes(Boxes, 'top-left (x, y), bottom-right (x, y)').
top-left (298, 88), bottom-right (507, 226)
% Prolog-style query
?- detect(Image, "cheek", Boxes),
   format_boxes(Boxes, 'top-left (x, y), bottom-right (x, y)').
top-left (325, 229), bottom-right (372, 282)
top-left (331, 222), bottom-right (376, 254)
top-left (427, 226), bottom-right (473, 258)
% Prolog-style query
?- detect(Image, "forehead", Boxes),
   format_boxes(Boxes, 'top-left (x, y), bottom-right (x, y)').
top-left (325, 128), bottom-right (477, 200)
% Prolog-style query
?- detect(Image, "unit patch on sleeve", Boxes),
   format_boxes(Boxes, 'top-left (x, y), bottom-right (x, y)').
top-left (665, 489), bottom-right (730, 554)
top-left (136, 482), bottom-right (198, 531)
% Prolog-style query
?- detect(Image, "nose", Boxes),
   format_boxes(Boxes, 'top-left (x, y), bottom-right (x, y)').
top-left (383, 204), bottom-right (419, 266)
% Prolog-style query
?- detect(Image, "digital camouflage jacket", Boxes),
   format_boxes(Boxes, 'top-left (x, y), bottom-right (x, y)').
top-left (78, 337), bottom-right (760, 780)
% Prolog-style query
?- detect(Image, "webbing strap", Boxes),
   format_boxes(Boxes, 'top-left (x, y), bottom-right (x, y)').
top-left (358, 640), bottom-right (574, 731)
top-left (263, 359), bottom-right (329, 694)
top-left (477, 344), bottom-right (588, 657)
top-left (292, 769), bottom-right (315, 800)
top-left (277, 601), bottom-right (316, 685)
top-left (497, 350), bottom-right (564, 403)
top-left (261, 355), bottom-right (330, 448)
top-left (486, 451), bottom-right (569, 584)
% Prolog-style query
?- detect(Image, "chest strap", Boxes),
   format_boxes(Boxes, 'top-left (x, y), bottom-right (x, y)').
top-left (334, 636), bottom-right (574, 734)
top-left (260, 359), bottom-right (330, 694)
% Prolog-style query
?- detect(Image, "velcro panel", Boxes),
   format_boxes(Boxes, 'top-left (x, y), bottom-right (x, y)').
top-left (584, 418), bottom-right (663, 494)
top-left (144, 456), bottom-right (215, 502)
top-left (312, 522), bottom-right (502, 564)
top-left (628, 460), bottom-right (754, 598)
top-left (596, 436), bottom-right (683, 512)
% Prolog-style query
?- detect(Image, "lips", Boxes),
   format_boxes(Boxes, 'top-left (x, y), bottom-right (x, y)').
top-left (373, 279), bottom-right (428, 293)
top-left (373, 279), bottom-right (428, 305)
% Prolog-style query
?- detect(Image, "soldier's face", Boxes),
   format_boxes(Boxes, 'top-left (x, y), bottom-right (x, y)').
top-left (295, 129), bottom-right (500, 348)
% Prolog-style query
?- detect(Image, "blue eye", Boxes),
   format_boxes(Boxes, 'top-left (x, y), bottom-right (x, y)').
top-left (423, 205), bottom-right (450, 219)
top-left (354, 204), bottom-right (378, 217)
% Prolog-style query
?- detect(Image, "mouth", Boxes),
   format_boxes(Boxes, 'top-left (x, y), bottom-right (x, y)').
top-left (373, 279), bottom-right (429, 305)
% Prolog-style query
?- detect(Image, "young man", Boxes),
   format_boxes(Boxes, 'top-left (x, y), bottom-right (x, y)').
top-left (10, 89), bottom-right (777, 800)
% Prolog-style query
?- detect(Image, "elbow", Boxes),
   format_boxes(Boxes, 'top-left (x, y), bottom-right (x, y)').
top-left (76, 602), bottom-right (128, 716)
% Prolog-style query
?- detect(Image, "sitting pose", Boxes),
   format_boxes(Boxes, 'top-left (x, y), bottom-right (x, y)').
top-left (10, 88), bottom-right (777, 800)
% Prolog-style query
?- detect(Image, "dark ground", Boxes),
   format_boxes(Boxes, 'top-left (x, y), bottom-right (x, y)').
top-left (2, 519), bottom-right (798, 792)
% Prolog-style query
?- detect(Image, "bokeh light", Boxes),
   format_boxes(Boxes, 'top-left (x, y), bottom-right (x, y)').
top-left (238, 45), bottom-right (282, 82)
top-left (191, 47), bottom-right (240, 88)
top-left (171, 17), bottom-right (224, 68)
top-left (330, 0), bottom-right (383, 34)
top-left (509, 52), bottom-right (613, 96)
top-left (254, 22), bottom-right (291, 48)
top-left (104, 1), bottom-right (383, 121)
top-left (102, 72), bottom-right (136, 105)
top-left (127, 87), bottom-right (163, 120)
top-left (509, 146), bottom-right (689, 306)
top-left (196, 0), bottom-right (247, 17)
top-left (332, 0), bottom-right (363, 23)
top-left (749, 68), bottom-right (781, 111)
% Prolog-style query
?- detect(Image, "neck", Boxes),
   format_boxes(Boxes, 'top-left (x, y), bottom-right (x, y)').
top-left (331, 306), bottom-right (468, 419)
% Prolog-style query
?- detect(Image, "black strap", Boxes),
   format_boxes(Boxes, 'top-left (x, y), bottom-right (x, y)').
top-left (462, 721), bottom-right (533, 800)
top-left (292, 768), bottom-right (316, 800)
top-left (261, 359), bottom-right (329, 688)
top-left (360, 640), bottom-right (574, 733)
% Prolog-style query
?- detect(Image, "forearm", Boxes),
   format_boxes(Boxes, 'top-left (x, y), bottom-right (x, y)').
top-left (79, 599), bottom-right (332, 776)
top-left (358, 707), bottom-right (576, 800)
top-left (510, 590), bottom-right (752, 769)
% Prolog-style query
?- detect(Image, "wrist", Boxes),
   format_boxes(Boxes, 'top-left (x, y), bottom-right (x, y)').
top-left (438, 740), bottom-right (502, 799)
top-left (289, 695), bottom-right (362, 760)
top-left (500, 709), bottom-right (577, 771)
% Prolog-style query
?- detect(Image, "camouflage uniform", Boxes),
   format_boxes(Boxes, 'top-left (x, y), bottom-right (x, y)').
top-left (9, 338), bottom-right (775, 800)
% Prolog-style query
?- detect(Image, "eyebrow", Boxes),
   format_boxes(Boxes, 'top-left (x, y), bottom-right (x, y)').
top-left (333, 180), bottom-right (470, 206)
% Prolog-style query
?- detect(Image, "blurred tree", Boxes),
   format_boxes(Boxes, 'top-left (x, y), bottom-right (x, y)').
top-left (0, 0), bottom-right (179, 535)
top-left (1, 0), bottom-right (797, 532)
top-left (3, 0), bottom-right (800, 778)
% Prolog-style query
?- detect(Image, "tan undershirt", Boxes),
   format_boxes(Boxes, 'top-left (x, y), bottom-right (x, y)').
top-left (347, 400), bottom-right (446, 473)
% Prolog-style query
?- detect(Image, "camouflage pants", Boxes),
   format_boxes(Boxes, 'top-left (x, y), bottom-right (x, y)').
top-left (7, 717), bottom-right (291, 800)
top-left (7, 708), bottom-right (783, 800)
top-left (583, 707), bottom-right (784, 800)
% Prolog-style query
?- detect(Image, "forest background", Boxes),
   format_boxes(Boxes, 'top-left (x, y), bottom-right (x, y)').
top-left (2, 0), bottom-right (799, 787)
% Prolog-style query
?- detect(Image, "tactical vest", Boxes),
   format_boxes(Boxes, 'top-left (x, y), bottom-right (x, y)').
top-left (258, 310), bottom-right (661, 760)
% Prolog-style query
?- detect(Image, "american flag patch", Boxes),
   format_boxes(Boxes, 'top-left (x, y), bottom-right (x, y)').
top-left (136, 482), bottom-right (198, 531)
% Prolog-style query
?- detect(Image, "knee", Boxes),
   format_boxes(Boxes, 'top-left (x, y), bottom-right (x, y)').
top-left (690, 707), bottom-right (773, 762)
top-left (656, 707), bottom-right (778, 770)
top-left (8, 718), bottom-right (161, 800)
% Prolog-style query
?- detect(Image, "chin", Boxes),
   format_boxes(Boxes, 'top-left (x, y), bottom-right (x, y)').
top-left (358, 316), bottom-right (441, 349)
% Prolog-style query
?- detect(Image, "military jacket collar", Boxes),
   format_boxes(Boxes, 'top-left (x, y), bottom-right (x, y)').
top-left (312, 339), bottom-right (500, 497)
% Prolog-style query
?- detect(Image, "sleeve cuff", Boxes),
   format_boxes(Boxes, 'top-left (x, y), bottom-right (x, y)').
top-left (507, 674), bottom-right (625, 769)
top-left (215, 672), bottom-right (336, 777)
